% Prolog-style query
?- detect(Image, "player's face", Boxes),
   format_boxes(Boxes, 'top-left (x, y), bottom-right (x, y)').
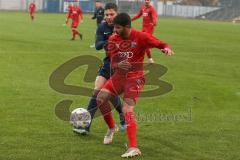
top-left (144, 0), bottom-right (151, 6)
top-left (95, 2), bottom-right (101, 8)
top-left (114, 25), bottom-right (129, 38)
top-left (104, 9), bottom-right (117, 25)
top-left (73, 2), bottom-right (78, 7)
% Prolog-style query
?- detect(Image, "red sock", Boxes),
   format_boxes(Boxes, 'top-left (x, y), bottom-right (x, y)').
top-left (75, 30), bottom-right (80, 36)
top-left (146, 49), bottom-right (152, 58)
top-left (98, 99), bottom-right (115, 129)
top-left (103, 112), bottom-right (115, 129)
top-left (72, 30), bottom-right (76, 39)
top-left (125, 112), bottom-right (137, 148)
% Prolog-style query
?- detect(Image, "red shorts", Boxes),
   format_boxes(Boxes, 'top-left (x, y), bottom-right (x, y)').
top-left (71, 21), bottom-right (79, 28)
top-left (142, 24), bottom-right (154, 35)
top-left (102, 74), bottom-right (145, 103)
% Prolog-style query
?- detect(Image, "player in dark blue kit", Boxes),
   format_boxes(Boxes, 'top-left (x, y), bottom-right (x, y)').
top-left (91, 0), bottom-right (104, 27)
top-left (90, 0), bottom-right (105, 48)
top-left (73, 3), bottom-right (125, 140)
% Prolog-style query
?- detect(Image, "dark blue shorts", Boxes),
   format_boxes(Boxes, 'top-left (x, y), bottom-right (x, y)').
top-left (97, 57), bottom-right (112, 80)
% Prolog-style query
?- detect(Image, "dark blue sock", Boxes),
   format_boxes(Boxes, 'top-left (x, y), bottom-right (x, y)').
top-left (86, 94), bottom-right (98, 131)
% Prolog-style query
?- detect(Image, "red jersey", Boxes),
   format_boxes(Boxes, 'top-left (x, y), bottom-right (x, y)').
top-left (29, 3), bottom-right (36, 12)
top-left (108, 29), bottom-right (170, 78)
top-left (71, 6), bottom-right (83, 23)
top-left (132, 5), bottom-right (157, 26)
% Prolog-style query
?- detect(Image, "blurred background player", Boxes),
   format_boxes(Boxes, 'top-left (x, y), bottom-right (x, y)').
top-left (70, 2), bottom-right (83, 41)
top-left (96, 13), bottom-right (174, 158)
top-left (73, 3), bottom-right (125, 136)
top-left (28, 0), bottom-right (36, 21)
top-left (131, 0), bottom-right (157, 64)
top-left (90, 0), bottom-right (104, 48)
top-left (65, 3), bottom-right (73, 26)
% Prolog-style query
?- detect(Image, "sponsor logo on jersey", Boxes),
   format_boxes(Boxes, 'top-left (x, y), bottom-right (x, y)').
top-left (143, 12), bottom-right (148, 16)
top-left (118, 51), bottom-right (134, 59)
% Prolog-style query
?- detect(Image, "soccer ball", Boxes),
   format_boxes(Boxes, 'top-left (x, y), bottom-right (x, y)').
top-left (70, 108), bottom-right (91, 128)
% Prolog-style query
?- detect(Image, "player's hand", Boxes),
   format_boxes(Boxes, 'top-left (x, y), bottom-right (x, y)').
top-left (161, 48), bottom-right (175, 56)
top-left (150, 23), bottom-right (156, 26)
top-left (62, 23), bottom-right (67, 26)
top-left (118, 60), bottom-right (132, 70)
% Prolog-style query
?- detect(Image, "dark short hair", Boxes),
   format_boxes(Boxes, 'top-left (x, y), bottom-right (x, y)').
top-left (113, 13), bottom-right (131, 27)
top-left (104, 3), bottom-right (118, 12)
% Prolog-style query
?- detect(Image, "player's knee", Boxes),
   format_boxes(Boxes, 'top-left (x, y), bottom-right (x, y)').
top-left (96, 94), bottom-right (103, 106)
top-left (122, 100), bottom-right (134, 114)
top-left (96, 90), bottom-right (107, 106)
top-left (97, 89), bottom-right (112, 104)
top-left (124, 98), bottom-right (135, 106)
top-left (122, 106), bottom-right (127, 115)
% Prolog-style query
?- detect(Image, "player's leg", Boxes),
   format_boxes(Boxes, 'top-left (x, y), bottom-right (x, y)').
top-left (97, 62), bottom-right (125, 129)
top-left (75, 28), bottom-right (83, 40)
top-left (97, 76), bottom-right (124, 144)
top-left (90, 23), bottom-right (99, 48)
top-left (121, 77), bottom-right (145, 158)
top-left (75, 63), bottom-right (124, 135)
top-left (121, 99), bottom-right (141, 158)
top-left (85, 75), bottom-right (107, 132)
top-left (146, 49), bottom-right (154, 64)
top-left (97, 88), bottom-right (119, 144)
top-left (32, 12), bottom-right (35, 20)
top-left (72, 23), bottom-right (83, 40)
top-left (73, 76), bottom-right (114, 135)
top-left (72, 28), bottom-right (81, 40)
top-left (71, 22), bottom-right (82, 40)
top-left (71, 26), bottom-right (76, 40)
top-left (109, 95), bottom-right (126, 131)
top-left (123, 99), bottom-right (137, 148)
top-left (30, 12), bottom-right (34, 21)
top-left (97, 88), bottom-right (116, 129)
top-left (143, 25), bottom-right (154, 64)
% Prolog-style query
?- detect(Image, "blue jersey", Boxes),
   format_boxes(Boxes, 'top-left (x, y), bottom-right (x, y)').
top-left (95, 22), bottom-right (114, 79)
top-left (95, 22), bottom-right (113, 57)
top-left (92, 7), bottom-right (104, 25)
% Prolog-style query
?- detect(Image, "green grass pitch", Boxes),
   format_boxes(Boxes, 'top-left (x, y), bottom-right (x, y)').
top-left (0, 12), bottom-right (240, 160)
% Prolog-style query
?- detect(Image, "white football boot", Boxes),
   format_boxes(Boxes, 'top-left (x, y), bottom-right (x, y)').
top-left (90, 44), bottom-right (95, 48)
top-left (148, 58), bottom-right (154, 64)
top-left (73, 128), bottom-right (89, 135)
top-left (103, 125), bottom-right (119, 145)
top-left (121, 147), bottom-right (141, 158)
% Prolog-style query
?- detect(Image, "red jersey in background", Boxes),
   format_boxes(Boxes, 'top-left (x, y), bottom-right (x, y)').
top-left (131, 5), bottom-right (157, 34)
top-left (71, 6), bottom-right (83, 28)
top-left (29, 2), bottom-right (36, 15)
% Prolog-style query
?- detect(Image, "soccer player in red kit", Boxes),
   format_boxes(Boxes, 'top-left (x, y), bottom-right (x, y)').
top-left (65, 3), bottom-right (73, 25)
top-left (96, 13), bottom-right (174, 158)
top-left (29, 0), bottom-right (36, 21)
top-left (70, 3), bottom-right (83, 40)
top-left (131, 0), bottom-right (157, 64)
